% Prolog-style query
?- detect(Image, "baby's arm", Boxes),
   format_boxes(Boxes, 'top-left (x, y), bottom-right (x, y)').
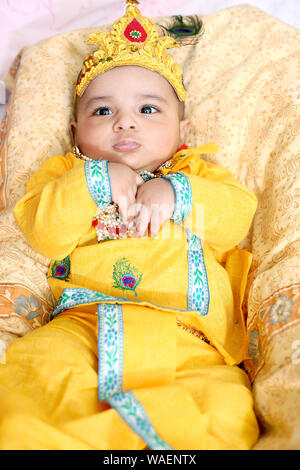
top-left (108, 162), bottom-right (143, 224)
top-left (162, 162), bottom-right (258, 251)
top-left (133, 160), bottom-right (257, 250)
top-left (14, 155), bottom-right (111, 259)
top-left (14, 155), bottom-right (141, 259)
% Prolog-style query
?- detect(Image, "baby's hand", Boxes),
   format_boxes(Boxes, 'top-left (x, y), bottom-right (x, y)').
top-left (132, 178), bottom-right (175, 238)
top-left (108, 162), bottom-right (144, 223)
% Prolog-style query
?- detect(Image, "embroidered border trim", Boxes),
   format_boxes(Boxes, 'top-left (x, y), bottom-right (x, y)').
top-left (185, 228), bottom-right (209, 315)
top-left (51, 229), bottom-right (210, 318)
top-left (85, 159), bottom-right (112, 208)
top-left (51, 228), bottom-right (209, 318)
top-left (98, 303), bottom-right (124, 401)
top-left (51, 288), bottom-right (118, 319)
top-left (162, 172), bottom-right (192, 224)
top-left (97, 303), bottom-right (172, 448)
top-left (51, 287), bottom-right (181, 319)
top-left (108, 391), bottom-right (173, 450)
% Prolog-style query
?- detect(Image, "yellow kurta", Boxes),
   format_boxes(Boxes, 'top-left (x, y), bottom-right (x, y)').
top-left (0, 145), bottom-right (259, 450)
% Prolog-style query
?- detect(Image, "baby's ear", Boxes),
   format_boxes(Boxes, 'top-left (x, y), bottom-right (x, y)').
top-left (69, 121), bottom-right (77, 145)
top-left (179, 119), bottom-right (191, 144)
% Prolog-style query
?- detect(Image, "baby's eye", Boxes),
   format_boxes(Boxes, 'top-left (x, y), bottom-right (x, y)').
top-left (94, 107), bottom-right (112, 116)
top-left (140, 105), bottom-right (158, 114)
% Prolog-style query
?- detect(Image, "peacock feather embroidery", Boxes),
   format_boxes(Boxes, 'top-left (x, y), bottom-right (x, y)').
top-left (112, 257), bottom-right (143, 297)
top-left (49, 256), bottom-right (71, 282)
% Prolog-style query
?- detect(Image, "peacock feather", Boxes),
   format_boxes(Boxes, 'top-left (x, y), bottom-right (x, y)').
top-left (158, 15), bottom-right (204, 46)
top-left (112, 257), bottom-right (143, 297)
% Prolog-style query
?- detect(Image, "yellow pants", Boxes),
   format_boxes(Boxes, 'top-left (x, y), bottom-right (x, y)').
top-left (0, 305), bottom-right (259, 450)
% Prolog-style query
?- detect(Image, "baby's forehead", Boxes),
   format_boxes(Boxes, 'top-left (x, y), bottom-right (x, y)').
top-left (77, 66), bottom-right (180, 104)
top-left (74, 65), bottom-right (185, 120)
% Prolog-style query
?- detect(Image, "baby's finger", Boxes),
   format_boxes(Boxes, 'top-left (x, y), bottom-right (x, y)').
top-left (127, 187), bottom-right (136, 205)
top-left (127, 203), bottom-right (141, 229)
top-left (128, 201), bottom-right (142, 216)
top-left (117, 195), bottom-right (132, 224)
top-left (149, 205), bottom-right (161, 238)
top-left (135, 204), bottom-right (151, 237)
top-left (136, 174), bottom-right (144, 187)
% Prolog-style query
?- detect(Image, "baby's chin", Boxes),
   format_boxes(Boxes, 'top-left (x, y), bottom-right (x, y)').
top-left (85, 148), bottom-right (170, 173)
top-left (105, 155), bottom-right (163, 173)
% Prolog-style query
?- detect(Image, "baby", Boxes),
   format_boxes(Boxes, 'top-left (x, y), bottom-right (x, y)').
top-left (0, 1), bottom-right (259, 450)
top-left (70, 64), bottom-right (190, 239)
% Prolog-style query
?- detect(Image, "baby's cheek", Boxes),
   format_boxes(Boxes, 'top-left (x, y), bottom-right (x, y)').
top-left (160, 132), bottom-right (180, 155)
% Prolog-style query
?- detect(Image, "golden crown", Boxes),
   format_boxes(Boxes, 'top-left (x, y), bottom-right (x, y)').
top-left (75, 0), bottom-right (185, 101)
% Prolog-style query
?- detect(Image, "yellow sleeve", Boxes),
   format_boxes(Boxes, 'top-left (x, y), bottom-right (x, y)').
top-left (14, 153), bottom-right (111, 259)
top-left (163, 161), bottom-right (257, 252)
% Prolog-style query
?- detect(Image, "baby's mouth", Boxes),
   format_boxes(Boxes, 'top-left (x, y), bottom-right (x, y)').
top-left (113, 140), bottom-right (141, 152)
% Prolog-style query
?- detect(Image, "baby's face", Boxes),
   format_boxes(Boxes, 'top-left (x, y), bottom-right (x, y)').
top-left (71, 66), bottom-right (190, 172)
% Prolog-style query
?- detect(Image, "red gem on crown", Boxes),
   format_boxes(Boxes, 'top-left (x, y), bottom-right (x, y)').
top-left (124, 18), bottom-right (147, 42)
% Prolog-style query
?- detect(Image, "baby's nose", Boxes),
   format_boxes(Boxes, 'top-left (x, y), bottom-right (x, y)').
top-left (113, 113), bottom-right (137, 131)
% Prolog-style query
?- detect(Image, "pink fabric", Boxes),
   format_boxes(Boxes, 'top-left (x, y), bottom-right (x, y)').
top-left (0, 0), bottom-right (184, 78)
